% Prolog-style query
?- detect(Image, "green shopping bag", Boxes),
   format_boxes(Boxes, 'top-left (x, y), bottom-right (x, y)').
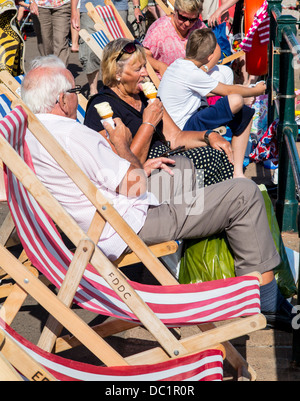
top-left (179, 185), bottom-right (297, 298)
top-left (259, 185), bottom-right (297, 298)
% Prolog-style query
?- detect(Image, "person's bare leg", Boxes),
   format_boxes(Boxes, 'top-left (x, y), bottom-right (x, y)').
top-left (231, 120), bottom-right (252, 178)
top-left (227, 94), bottom-right (251, 178)
top-left (87, 70), bottom-right (99, 97)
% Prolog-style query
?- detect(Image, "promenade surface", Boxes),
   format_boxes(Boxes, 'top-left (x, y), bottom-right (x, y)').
top-left (1, 6), bottom-right (300, 381)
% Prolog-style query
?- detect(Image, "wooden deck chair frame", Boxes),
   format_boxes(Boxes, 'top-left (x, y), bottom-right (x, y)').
top-left (0, 78), bottom-right (180, 327)
top-left (0, 103), bottom-right (229, 370)
top-left (0, 95), bottom-right (266, 379)
top-left (85, 0), bottom-right (160, 88)
top-left (0, 82), bottom-right (179, 336)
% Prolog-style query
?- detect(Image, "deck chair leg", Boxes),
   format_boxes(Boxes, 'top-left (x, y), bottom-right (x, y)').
top-left (37, 238), bottom-right (96, 352)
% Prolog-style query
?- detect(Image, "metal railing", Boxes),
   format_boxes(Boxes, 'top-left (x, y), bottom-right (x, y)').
top-left (268, 0), bottom-right (300, 233)
top-left (267, 0), bottom-right (300, 364)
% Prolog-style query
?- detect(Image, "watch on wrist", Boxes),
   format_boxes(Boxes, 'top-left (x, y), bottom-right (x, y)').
top-left (204, 130), bottom-right (218, 145)
top-left (202, 64), bottom-right (209, 72)
top-left (133, 5), bottom-right (140, 8)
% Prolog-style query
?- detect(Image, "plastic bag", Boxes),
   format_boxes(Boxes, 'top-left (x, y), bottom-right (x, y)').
top-left (250, 94), bottom-right (268, 139)
top-left (179, 233), bottom-right (234, 284)
top-left (179, 185), bottom-right (297, 298)
top-left (259, 185), bottom-right (297, 298)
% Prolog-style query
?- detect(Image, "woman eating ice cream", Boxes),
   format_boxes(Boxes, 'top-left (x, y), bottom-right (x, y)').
top-left (84, 38), bottom-right (236, 187)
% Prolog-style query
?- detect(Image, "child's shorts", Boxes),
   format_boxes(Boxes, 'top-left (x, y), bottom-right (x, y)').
top-left (183, 96), bottom-right (255, 137)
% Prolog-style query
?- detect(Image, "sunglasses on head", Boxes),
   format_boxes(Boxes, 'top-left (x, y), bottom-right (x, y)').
top-left (175, 9), bottom-right (199, 23)
top-left (116, 39), bottom-right (143, 62)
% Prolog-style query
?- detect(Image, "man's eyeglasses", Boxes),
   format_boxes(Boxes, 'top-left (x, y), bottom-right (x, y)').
top-left (56, 85), bottom-right (82, 103)
top-left (175, 10), bottom-right (199, 23)
top-left (116, 39), bottom-right (143, 62)
top-left (65, 85), bottom-right (82, 94)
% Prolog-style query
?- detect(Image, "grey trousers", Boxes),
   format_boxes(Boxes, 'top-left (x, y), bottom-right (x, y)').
top-left (138, 156), bottom-right (281, 277)
top-left (31, 3), bottom-right (71, 66)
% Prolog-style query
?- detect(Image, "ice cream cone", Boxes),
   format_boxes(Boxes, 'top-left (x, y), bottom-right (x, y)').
top-left (146, 93), bottom-right (157, 102)
top-left (141, 82), bottom-right (158, 103)
top-left (102, 116), bottom-right (115, 129)
top-left (101, 113), bottom-right (113, 119)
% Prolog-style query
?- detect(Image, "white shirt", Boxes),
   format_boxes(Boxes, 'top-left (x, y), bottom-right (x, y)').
top-left (25, 114), bottom-right (159, 260)
top-left (158, 58), bottom-right (219, 130)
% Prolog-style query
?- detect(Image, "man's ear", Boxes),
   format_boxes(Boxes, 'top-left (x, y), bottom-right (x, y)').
top-left (57, 93), bottom-right (68, 113)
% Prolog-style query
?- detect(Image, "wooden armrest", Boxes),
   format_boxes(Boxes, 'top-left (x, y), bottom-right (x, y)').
top-left (114, 240), bottom-right (178, 268)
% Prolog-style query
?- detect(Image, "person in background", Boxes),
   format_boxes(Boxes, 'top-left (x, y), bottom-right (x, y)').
top-left (71, 0), bottom-right (143, 98)
top-left (142, 0), bottom-right (233, 84)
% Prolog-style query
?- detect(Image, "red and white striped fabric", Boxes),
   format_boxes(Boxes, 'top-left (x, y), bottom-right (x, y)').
top-left (0, 319), bottom-right (223, 381)
top-left (240, 0), bottom-right (270, 52)
top-left (0, 106), bottom-right (261, 326)
top-left (95, 5), bottom-right (125, 40)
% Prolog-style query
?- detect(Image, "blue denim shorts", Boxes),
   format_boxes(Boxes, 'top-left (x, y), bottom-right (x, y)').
top-left (183, 96), bottom-right (255, 137)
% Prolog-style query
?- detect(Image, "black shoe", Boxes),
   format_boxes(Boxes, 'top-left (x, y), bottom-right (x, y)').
top-left (263, 300), bottom-right (295, 333)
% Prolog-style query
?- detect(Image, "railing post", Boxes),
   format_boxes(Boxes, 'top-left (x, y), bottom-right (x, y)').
top-left (275, 14), bottom-right (299, 232)
top-left (267, 0), bottom-right (282, 125)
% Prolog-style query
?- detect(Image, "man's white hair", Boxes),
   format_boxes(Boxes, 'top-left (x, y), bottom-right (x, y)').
top-left (21, 55), bottom-right (73, 114)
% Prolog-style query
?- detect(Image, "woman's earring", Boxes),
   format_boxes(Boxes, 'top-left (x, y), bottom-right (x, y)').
top-left (117, 77), bottom-right (121, 82)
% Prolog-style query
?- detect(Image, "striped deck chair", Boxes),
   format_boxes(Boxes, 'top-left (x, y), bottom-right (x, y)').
top-left (85, 0), bottom-right (160, 88)
top-left (79, 27), bottom-right (110, 63)
top-left (0, 322), bottom-right (224, 382)
top-left (0, 81), bottom-right (180, 321)
top-left (0, 104), bottom-right (266, 379)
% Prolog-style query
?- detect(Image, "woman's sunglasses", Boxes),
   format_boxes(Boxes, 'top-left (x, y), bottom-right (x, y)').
top-left (116, 39), bottom-right (143, 62)
top-left (175, 10), bottom-right (199, 23)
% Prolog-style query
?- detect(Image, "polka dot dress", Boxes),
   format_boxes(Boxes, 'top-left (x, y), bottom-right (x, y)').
top-left (148, 144), bottom-right (234, 188)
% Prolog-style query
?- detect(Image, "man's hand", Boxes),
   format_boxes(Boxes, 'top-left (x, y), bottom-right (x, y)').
top-left (207, 132), bottom-right (234, 165)
top-left (103, 117), bottom-right (132, 151)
